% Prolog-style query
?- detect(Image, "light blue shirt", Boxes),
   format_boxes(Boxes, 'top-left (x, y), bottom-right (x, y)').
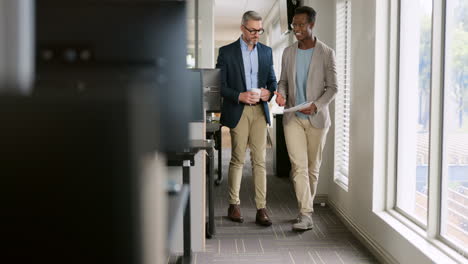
top-left (295, 48), bottom-right (314, 119)
top-left (240, 36), bottom-right (258, 91)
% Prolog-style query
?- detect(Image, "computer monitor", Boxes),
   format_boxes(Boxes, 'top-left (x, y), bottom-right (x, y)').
top-left (190, 68), bottom-right (221, 113)
top-left (201, 69), bottom-right (221, 113)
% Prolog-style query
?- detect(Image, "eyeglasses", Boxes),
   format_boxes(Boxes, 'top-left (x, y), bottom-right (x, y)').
top-left (242, 25), bottom-right (264, 35)
top-left (290, 23), bottom-right (308, 29)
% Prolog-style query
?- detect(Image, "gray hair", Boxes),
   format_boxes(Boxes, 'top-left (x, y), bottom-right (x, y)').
top-left (241, 10), bottom-right (262, 25)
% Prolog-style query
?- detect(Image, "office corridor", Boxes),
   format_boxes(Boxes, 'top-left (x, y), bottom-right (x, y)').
top-left (193, 147), bottom-right (379, 264)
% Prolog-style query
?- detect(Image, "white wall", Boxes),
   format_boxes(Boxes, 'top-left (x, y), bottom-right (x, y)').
top-left (199, 0), bottom-right (215, 68)
top-left (142, 153), bottom-right (167, 264)
top-left (304, 0), bottom-right (336, 48)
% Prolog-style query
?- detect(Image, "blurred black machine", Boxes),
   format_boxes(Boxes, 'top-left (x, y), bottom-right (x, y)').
top-left (189, 69), bottom-right (223, 185)
top-left (0, 0), bottom-right (190, 264)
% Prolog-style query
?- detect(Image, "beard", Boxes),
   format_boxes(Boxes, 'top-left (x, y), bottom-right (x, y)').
top-left (248, 38), bottom-right (258, 45)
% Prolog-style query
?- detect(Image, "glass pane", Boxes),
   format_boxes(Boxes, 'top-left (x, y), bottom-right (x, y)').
top-left (441, 0), bottom-right (468, 252)
top-left (396, 0), bottom-right (432, 226)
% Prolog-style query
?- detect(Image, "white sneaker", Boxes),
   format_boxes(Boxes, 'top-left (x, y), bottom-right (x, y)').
top-left (292, 213), bottom-right (313, 231)
top-left (294, 213), bottom-right (301, 223)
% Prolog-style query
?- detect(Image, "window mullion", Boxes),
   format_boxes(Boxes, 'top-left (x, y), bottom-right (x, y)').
top-left (386, 0), bottom-right (400, 211)
top-left (427, 0), bottom-right (445, 239)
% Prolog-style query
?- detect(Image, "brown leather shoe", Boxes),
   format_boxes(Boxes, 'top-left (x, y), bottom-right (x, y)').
top-left (256, 208), bottom-right (272, 226)
top-left (227, 204), bottom-right (244, 223)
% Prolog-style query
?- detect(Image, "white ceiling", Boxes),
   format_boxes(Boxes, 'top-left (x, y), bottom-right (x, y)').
top-left (214, 0), bottom-right (276, 47)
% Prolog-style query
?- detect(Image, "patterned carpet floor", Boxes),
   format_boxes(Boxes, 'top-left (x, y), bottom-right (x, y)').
top-left (186, 148), bottom-right (379, 264)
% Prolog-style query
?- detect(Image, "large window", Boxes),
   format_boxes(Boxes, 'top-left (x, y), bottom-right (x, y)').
top-left (396, 0), bottom-right (432, 226)
top-left (394, 0), bottom-right (468, 257)
top-left (441, 0), bottom-right (468, 253)
top-left (334, 0), bottom-right (351, 187)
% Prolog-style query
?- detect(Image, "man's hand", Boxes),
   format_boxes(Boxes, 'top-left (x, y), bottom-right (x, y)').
top-left (260, 88), bottom-right (270, 101)
top-left (239, 91), bottom-right (260, 104)
top-left (274, 91), bottom-right (286, 106)
top-left (299, 103), bottom-right (317, 115)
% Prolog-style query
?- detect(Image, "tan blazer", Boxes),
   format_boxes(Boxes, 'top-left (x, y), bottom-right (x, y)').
top-left (278, 38), bottom-right (338, 129)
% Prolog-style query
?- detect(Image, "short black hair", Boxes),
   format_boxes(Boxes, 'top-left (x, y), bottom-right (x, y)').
top-left (294, 6), bottom-right (317, 23)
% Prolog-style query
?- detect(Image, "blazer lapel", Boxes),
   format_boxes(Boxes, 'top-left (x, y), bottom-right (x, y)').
top-left (307, 39), bottom-right (323, 101)
top-left (309, 39), bottom-right (323, 75)
top-left (290, 42), bottom-right (298, 102)
top-left (257, 43), bottom-right (264, 85)
top-left (235, 39), bottom-right (246, 91)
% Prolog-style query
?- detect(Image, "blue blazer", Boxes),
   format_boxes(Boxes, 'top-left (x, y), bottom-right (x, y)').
top-left (216, 39), bottom-right (277, 128)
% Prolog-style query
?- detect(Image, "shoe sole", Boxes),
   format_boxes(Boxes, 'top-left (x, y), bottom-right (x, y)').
top-left (229, 217), bottom-right (244, 223)
top-left (255, 220), bottom-right (272, 226)
top-left (292, 225), bottom-right (313, 231)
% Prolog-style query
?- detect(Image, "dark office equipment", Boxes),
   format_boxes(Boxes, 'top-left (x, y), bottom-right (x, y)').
top-left (279, 0), bottom-right (303, 33)
top-left (187, 69), bottom-right (220, 237)
top-left (166, 140), bottom-right (215, 263)
top-left (188, 69), bottom-right (204, 122)
top-left (287, 0), bottom-right (303, 30)
top-left (0, 88), bottom-right (158, 264)
top-left (192, 69), bottom-right (223, 185)
top-left (35, 0), bottom-right (190, 152)
top-left (205, 145), bottom-right (216, 238)
top-left (200, 69), bottom-right (222, 113)
top-left (181, 69), bottom-right (219, 238)
top-left (1, 1), bottom-right (190, 263)
top-left (275, 114), bottom-right (292, 177)
top-left (206, 122), bottom-right (223, 185)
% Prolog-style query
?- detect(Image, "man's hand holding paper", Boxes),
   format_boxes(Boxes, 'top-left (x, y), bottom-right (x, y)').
top-left (298, 103), bottom-right (317, 115)
top-left (283, 101), bottom-right (316, 114)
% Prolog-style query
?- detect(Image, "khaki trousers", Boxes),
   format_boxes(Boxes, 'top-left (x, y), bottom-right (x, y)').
top-left (228, 104), bottom-right (267, 209)
top-left (284, 115), bottom-right (329, 214)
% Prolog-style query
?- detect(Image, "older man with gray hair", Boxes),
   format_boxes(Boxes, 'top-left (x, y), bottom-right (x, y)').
top-left (216, 10), bottom-right (277, 226)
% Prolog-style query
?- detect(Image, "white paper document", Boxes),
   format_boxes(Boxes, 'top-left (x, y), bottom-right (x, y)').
top-left (283, 101), bottom-right (313, 113)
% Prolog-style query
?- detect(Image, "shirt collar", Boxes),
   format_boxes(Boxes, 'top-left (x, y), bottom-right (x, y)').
top-left (239, 35), bottom-right (256, 51)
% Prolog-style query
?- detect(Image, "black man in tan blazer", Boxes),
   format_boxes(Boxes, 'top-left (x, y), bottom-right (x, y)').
top-left (275, 6), bottom-right (338, 231)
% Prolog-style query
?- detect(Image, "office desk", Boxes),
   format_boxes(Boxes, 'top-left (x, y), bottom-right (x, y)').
top-left (166, 139), bottom-right (215, 263)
